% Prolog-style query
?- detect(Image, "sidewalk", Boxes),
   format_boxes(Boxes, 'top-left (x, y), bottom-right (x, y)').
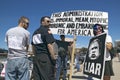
top-left (111, 57), bottom-right (120, 80)
top-left (70, 57), bottom-right (120, 80)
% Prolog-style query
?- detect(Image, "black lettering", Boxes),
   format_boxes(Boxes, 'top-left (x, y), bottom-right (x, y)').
top-left (57, 29), bottom-right (65, 34)
top-left (66, 23), bottom-right (75, 28)
top-left (78, 29), bottom-right (91, 36)
top-left (94, 12), bottom-right (103, 16)
top-left (75, 17), bottom-right (89, 22)
top-left (50, 23), bottom-right (65, 28)
top-left (67, 29), bottom-right (77, 35)
top-left (52, 13), bottom-right (62, 17)
top-left (55, 18), bottom-right (73, 22)
top-left (90, 18), bottom-right (108, 23)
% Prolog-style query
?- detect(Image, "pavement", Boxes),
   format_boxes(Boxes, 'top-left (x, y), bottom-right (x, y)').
top-left (1, 57), bottom-right (120, 80)
top-left (111, 57), bottom-right (120, 80)
top-left (68, 57), bottom-right (120, 80)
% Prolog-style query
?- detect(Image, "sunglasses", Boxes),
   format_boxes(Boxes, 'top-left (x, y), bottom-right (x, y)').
top-left (25, 22), bottom-right (29, 25)
top-left (45, 19), bottom-right (51, 23)
top-left (23, 21), bottom-right (29, 25)
top-left (93, 26), bottom-right (102, 31)
top-left (46, 20), bottom-right (51, 23)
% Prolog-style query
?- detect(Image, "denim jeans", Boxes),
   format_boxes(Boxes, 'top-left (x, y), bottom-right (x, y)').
top-left (55, 55), bottom-right (68, 80)
top-left (75, 58), bottom-right (80, 71)
top-left (5, 57), bottom-right (29, 80)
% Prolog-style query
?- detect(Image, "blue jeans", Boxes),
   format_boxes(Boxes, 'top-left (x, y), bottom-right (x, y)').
top-left (5, 57), bottom-right (29, 80)
top-left (75, 58), bottom-right (80, 71)
top-left (55, 55), bottom-right (68, 80)
top-left (76, 63), bottom-right (80, 71)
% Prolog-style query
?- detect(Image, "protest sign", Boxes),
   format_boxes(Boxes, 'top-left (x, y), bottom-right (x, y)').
top-left (83, 33), bottom-right (106, 79)
top-left (50, 10), bottom-right (108, 36)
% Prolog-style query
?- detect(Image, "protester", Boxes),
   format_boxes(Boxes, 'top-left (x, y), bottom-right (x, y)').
top-left (5, 16), bottom-right (30, 80)
top-left (74, 51), bottom-right (82, 73)
top-left (32, 16), bottom-right (56, 80)
top-left (93, 24), bottom-right (114, 80)
top-left (55, 35), bottom-right (71, 80)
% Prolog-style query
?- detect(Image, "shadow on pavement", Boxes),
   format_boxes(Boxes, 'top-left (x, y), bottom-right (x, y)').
top-left (72, 75), bottom-right (88, 79)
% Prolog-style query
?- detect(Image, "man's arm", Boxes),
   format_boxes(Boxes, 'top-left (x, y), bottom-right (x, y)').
top-left (26, 45), bottom-right (29, 51)
top-left (47, 42), bottom-right (56, 60)
top-left (32, 45), bottom-right (36, 55)
top-left (26, 33), bottom-right (30, 51)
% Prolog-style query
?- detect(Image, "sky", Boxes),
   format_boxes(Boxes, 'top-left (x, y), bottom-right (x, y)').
top-left (0, 0), bottom-right (120, 49)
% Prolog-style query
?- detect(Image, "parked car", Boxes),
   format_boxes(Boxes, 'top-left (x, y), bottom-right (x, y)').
top-left (0, 61), bottom-right (6, 80)
top-left (28, 55), bottom-right (33, 80)
top-left (0, 62), bottom-right (4, 74)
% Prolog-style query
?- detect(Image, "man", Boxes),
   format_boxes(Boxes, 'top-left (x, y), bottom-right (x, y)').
top-left (55, 35), bottom-right (70, 80)
top-left (93, 24), bottom-right (114, 80)
top-left (74, 50), bottom-right (82, 73)
top-left (88, 39), bottom-right (100, 60)
top-left (32, 16), bottom-right (56, 80)
top-left (5, 16), bottom-right (30, 80)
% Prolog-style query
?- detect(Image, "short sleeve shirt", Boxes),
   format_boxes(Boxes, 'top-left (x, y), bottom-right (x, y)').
top-left (5, 26), bottom-right (30, 59)
top-left (56, 40), bottom-right (70, 53)
top-left (32, 26), bottom-right (55, 54)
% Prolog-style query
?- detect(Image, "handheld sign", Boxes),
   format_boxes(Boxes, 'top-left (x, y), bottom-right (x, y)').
top-left (83, 33), bottom-right (107, 80)
top-left (50, 10), bottom-right (108, 36)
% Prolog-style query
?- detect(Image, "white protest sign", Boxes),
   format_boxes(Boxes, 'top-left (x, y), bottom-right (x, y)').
top-left (50, 10), bottom-right (108, 36)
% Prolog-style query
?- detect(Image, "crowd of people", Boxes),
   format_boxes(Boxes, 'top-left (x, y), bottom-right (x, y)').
top-left (5, 16), bottom-right (115, 80)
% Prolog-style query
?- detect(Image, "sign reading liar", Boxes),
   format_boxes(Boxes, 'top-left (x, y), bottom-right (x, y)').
top-left (83, 33), bottom-right (106, 79)
top-left (50, 10), bottom-right (108, 36)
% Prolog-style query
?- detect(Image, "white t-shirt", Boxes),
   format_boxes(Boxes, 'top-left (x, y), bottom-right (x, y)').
top-left (5, 26), bottom-right (30, 59)
top-left (105, 35), bottom-right (112, 61)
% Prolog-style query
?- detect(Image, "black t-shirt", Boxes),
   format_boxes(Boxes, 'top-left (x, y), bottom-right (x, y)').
top-left (32, 26), bottom-right (55, 54)
top-left (56, 40), bottom-right (70, 57)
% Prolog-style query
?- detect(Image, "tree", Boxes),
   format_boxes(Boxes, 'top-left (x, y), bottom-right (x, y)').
top-left (80, 47), bottom-right (88, 54)
top-left (0, 48), bottom-right (8, 53)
